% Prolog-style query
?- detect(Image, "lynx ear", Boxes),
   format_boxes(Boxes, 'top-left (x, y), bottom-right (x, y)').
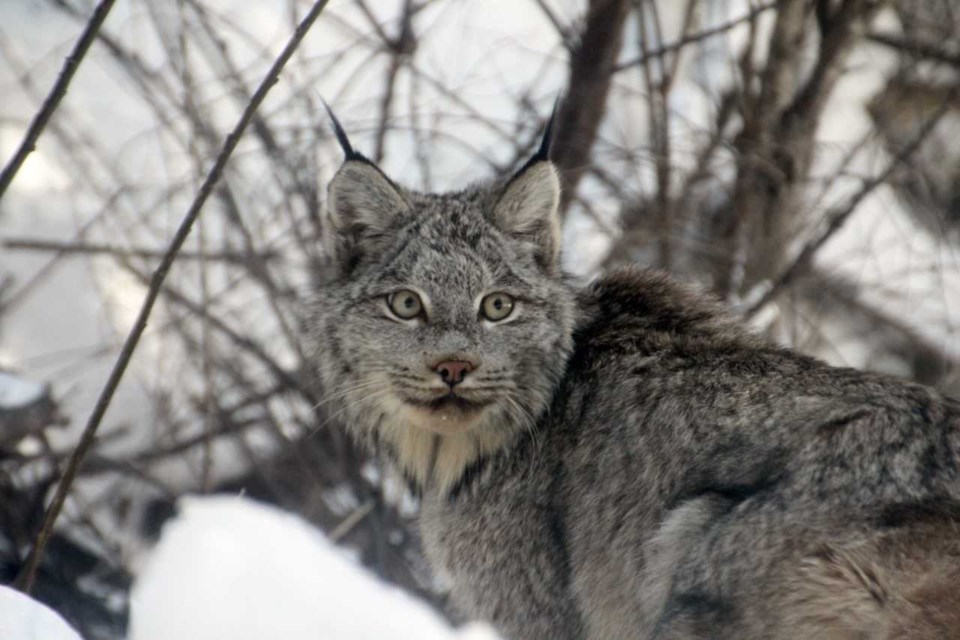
top-left (326, 161), bottom-right (410, 270)
top-left (492, 106), bottom-right (561, 272)
top-left (322, 101), bottom-right (410, 270)
top-left (493, 161), bottom-right (561, 273)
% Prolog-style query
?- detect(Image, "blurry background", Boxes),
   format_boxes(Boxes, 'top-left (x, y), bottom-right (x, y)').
top-left (1, 0), bottom-right (960, 637)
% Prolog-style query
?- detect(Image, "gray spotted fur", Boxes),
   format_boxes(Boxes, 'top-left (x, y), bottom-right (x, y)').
top-left (309, 136), bottom-right (960, 639)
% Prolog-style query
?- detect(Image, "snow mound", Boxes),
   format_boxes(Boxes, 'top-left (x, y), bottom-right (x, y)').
top-left (0, 586), bottom-right (82, 640)
top-left (0, 372), bottom-right (46, 410)
top-left (129, 495), bottom-right (498, 640)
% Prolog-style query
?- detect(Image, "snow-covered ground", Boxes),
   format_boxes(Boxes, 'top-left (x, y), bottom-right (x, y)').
top-left (128, 495), bottom-right (498, 640)
top-left (0, 586), bottom-right (83, 640)
top-left (0, 371), bottom-right (46, 410)
top-left (3, 495), bottom-right (498, 640)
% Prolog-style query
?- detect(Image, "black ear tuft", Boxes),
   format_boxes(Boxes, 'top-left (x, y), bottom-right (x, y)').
top-left (515, 99), bottom-right (560, 176)
top-left (322, 99), bottom-right (367, 163)
top-left (532, 98), bottom-right (559, 163)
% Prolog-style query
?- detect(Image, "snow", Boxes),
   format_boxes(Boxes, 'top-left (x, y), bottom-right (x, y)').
top-left (128, 495), bottom-right (499, 640)
top-left (0, 586), bottom-right (82, 640)
top-left (0, 371), bottom-right (46, 410)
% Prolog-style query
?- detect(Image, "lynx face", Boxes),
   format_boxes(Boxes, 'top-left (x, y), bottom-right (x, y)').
top-left (310, 127), bottom-right (576, 492)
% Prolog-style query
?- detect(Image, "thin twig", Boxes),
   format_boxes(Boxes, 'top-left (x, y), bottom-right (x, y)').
top-left (531, 0), bottom-right (572, 49)
top-left (117, 259), bottom-right (315, 403)
top-left (717, 0), bottom-right (868, 298)
top-left (743, 91), bottom-right (956, 319)
top-left (614, 1), bottom-right (778, 72)
top-left (635, 0), bottom-right (675, 268)
top-left (353, 0), bottom-right (393, 48)
top-left (14, 0), bottom-right (332, 593)
top-left (1, 238), bottom-right (280, 264)
top-left (0, 0), bottom-right (117, 200)
top-left (183, 0), bottom-right (319, 257)
top-left (329, 500), bottom-right (376, 542)
top-left (867, 31), bottom-right (960, 68)
top-left (370, 0), bottom-right (415, 163)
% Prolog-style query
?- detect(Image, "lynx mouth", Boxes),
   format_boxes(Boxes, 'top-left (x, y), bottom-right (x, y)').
top-left (404, 393), bottom-right (490, 413)
top-left (398, 391), bottom-right (492, 434)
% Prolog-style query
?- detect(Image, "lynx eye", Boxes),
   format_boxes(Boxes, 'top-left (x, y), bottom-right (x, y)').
top-left (387, 289), bottom-right (423, 320)
top-left (480, 292), bottom-right (515, 322)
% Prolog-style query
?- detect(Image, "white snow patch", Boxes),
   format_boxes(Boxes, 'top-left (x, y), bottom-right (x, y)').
top-left (128, 495), bottom-right (499, 640)
top-left (0, 586), bottom-right (82, 640)
top-left (0, 372), bottom-right (46, 410)
top-left (321, 484), bottom-right (360, 516)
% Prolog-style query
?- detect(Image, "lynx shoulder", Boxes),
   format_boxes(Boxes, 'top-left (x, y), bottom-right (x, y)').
top-left (308, 108), bottom-right (960, 639)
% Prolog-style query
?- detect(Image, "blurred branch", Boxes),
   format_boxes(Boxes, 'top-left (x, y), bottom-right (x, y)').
top-left (353, 0), bottom-right (393, 46)
top-left (361, 0), bottom-right (417, 163)
top-left (140, 2), bottom-right (309, 367)
top-left (0, 0), bottom-right (116, 201)
top-left (406, 66), bottom-right (515, 141)
top-left (786, 0), bottom-right (874, 129)
top-left (635, 0), bottom-right (690, 269)
top-left (183, 0), bottom-right (322, 254)
top-left (867, 31), bottom-right (960, 67)
top-left (14, 0), bottom-right (333, 594)
top-left (553, 0), bottom-right (631, 213)
top-left (718, 0), bottom-right (880, 296)
top-left (783, 269), bottom-right (960, 392)
top-left (2, 238), bottom-right (280, 264)
top-left (532, 0), bottom-right (574, 49)
top-left (614, 1), bottom-right (778, 71)
top-left (118, 259), bottom-right (316, 404)
top-left (718, 0), bottom-right (810, 295)
top-left (329, 500), bottom-right (375, 542)
top-left (744, 88), bottom-right (956, 318)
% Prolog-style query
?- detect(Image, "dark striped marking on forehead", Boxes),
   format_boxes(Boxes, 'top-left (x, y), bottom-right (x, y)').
top-left (362, 212), bottom-right (545, 298)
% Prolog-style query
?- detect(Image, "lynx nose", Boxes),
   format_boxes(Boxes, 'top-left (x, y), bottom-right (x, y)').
top-left (434, 360), bottom-right (473, 386)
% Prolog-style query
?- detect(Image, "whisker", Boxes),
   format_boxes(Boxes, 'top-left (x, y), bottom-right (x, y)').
top-left (461, 384), bottom-right (512, 392)
top-left (391, 379), bottom-right (444, 393)
top-left (310, 380), bottom-right (389, 412)
top-left (501, 392), bottom-right (543, 467)
top-left (307, 388), bottom-right (394, 439)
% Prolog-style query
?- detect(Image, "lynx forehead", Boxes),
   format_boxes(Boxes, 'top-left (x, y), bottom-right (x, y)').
top-left (310, 105), bottom-right (576, 494)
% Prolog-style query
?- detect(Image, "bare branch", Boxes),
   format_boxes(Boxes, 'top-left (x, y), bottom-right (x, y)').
top-left (370, 0), bottom-right (416, 163)
top-left (614, 1), bottom-right (778, 72)
top-left (1, 237), bottom-right (280, 264)
top-left (14, 0), bottom-right (332, 593)
top-left (353, 0), bottom-right (394, 48)
top-left (118, 259), bottom-right (316, 404)
top-left (717, 0), bottom-right (880, 297)
top-left (531, 0), bottom-right (573, 49)
top-left (0, 0), bottom-right (117, 200)
top-left (552, 0), bottom-right (631, 213)
top-left (744, 89), bottom-right (956, 318)
top-left (329, 500), bottom-right (375, 542)
top-left (867, 31), bottom-right (960, 67)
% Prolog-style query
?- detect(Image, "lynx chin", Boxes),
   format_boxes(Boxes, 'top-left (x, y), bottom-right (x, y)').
top-left (309, 106), bottom-right (960, 640)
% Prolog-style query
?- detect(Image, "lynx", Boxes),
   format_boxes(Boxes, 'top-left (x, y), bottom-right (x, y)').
top-left (309, 107), bottom-right (960, 639)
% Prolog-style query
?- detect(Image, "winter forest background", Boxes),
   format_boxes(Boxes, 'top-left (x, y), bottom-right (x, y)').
top-left (1, 0), bottom-right (960, 637)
